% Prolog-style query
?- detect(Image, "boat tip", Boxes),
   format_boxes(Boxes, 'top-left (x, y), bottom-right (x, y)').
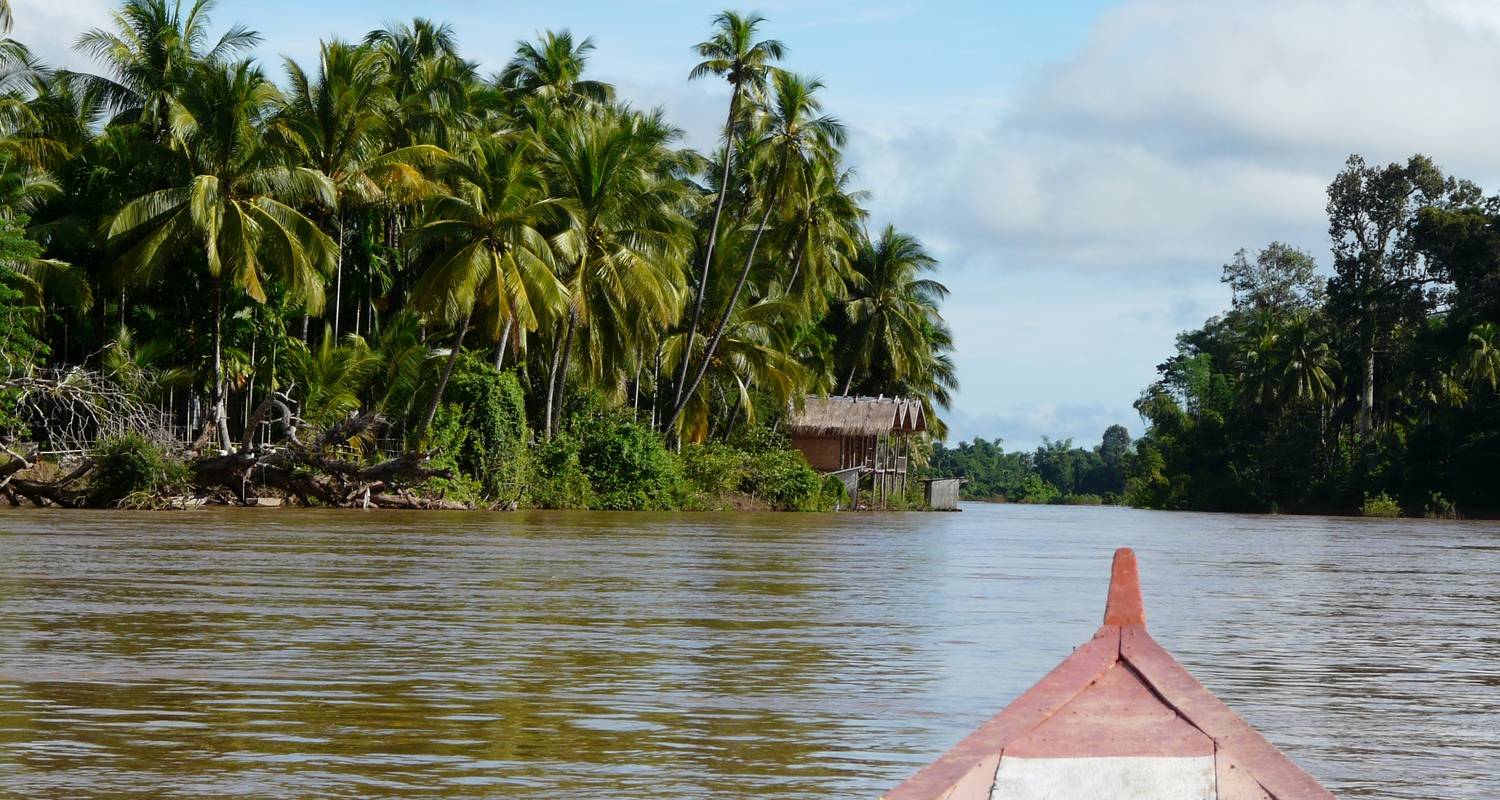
top-left (1103, 547), bottom-right (1146, 627)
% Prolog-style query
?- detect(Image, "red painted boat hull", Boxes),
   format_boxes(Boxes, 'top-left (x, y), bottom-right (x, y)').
top-left (881, 549), bottom-right (1335, 800)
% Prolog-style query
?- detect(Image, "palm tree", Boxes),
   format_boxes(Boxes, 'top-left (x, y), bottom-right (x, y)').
top-left (1238, 313), bottom-right (1338, 408)
top-left (1274, 314), bottom-right (1337, 403)
top-left (498, 30), bottom-right (614, 109)
top-left (664, 295), bottom-right (809, 442)
top-left (108, 60), bottom-right (336, 451)
top-left (73, 0), bottom-right (259, 138)
top-left (780, 158), bottom-right (864, 311)
top-left (275, 39), bottom-right (446, 336)
top-left (837, 225), bottom-right (947, 396)
top-left (405, 132), bottom-right (565, 438)
top-left (1236, 325), bottom-right (1284, 405)
top-left (364, 18), bottom-right (476, 150)
top-left (673, 11), bottom-right (783, 411)
top-left (284, 325), bottom-right (382, 429)
top-left (1468, 322), bottom-right (1500, 392)
top-left (669, 70), bottom-right (843, 430)
top-left (540, 107), bottom-right (691, 438)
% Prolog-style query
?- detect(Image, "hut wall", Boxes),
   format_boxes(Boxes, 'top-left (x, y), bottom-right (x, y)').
top-left (791, 435), bottom-right (844, 472)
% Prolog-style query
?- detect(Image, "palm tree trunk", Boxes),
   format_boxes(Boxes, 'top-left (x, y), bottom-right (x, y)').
top-left (842, 361), bottom-right (858, 396)
top-left (415, 311), bottom-right (470, 439)
top-left (550, 308), bottom-right (580, 438)
top-left (333, 212), bottom-right (344, 337)
top-left (211, 281), bottom-right (232, 452)
top-left (651, 338), bottom-right (662, 431)
top-left (673, 85), bottom-right (742, 408)
top-left (494, 320), bottom-right (512, 370)
top-left (543, 319), bottom-right (564, 440)
top-left (786, 247), bottom-right (806, 293)
top-left (1358, 343), bottom-right (1375, 440)
top-left (666, 161), bottom-right (783, 430)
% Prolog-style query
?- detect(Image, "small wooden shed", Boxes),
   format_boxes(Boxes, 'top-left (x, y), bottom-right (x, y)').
top-left (785, 395), bottom-right (926, 507)
top-left (922, 477), bottom-right (965, 511)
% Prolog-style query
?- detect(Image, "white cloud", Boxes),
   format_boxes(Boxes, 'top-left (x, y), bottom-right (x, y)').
top-left (11, 0), bottom-right (112, 72)
top-left (854, 0), bottom-right (1500, 281)
top-left (837, 0), bottom-right (1500, 442)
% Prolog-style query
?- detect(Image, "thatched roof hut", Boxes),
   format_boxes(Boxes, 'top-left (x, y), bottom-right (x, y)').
top-left (785, 396), bottom-right (925, 479)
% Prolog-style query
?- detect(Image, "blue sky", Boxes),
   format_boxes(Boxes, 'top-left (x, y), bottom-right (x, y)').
top-left (21, 0), bottom-right (1500, 448)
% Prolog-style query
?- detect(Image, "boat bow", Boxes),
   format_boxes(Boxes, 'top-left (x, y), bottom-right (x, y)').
top-left (881, 548), bottom-right (1335, 800)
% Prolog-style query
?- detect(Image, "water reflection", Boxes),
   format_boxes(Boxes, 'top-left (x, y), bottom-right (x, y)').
top-left (1, 506), bottom-right (1497, 798)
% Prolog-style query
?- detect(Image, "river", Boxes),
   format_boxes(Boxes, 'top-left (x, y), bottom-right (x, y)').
top-left (0, 504), bottom-right (1496, 798)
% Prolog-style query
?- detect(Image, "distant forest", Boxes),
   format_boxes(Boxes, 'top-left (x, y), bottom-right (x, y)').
top-left (928, 427), bottom-right (1131, 505)
top-left (935, 154), bottom-right (1500, 517)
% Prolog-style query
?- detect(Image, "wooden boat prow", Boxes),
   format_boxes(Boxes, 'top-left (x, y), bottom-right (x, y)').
top-left (882, 548), bottom-right (1335, 800)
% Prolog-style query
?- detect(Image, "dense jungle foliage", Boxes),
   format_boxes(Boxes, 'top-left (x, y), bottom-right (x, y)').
top-left (0, 0), bottom-right (954, 509)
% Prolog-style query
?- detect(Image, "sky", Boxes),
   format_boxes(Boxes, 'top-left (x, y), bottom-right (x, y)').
top-left (18, 0), bottom-right (1500, 448)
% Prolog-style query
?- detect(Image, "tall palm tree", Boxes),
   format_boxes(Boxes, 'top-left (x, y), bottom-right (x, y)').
top-left (669, 70), bottom-right (843, 430)
top-left (73, 0), bottom-right (259, 138)
top-left (674, 11), bottom-right (783, 410)
top-left (364, 18), bottom-right (476, 149)
top-left (108, 60), bottom-right (336, 451)
top-left (838, 225), bottom-right (946, 395)
top-left (405, 132), bottom-right (565, 438)
top-left (498, 30), bottom-right (614, 109)
top-left (540, 107), bottom-right (691, 438)
top-left (664, 295), bottom-right (809, 442)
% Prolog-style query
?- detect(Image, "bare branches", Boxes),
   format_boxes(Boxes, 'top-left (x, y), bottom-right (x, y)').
top-left (3, 367), bottom-right (174, 454)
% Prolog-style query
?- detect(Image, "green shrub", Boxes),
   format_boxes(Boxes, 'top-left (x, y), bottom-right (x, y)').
top-left (1361, 492), bottom-right (1402, 518)
top-left (423, 356), bottom-right (529, 504)
top-left (1059, 493), bottom-right (1104, 505)
top-left (91, 434), bottom-right (187, 507)
top-left (533, 391), bottom-right (685, 511)
top-left (1424, 492), bottom-right (1459, 520)
top-left (1017, 474), bottom-right (1060, 504)
top-left (576, 419), bottom-right (683, 510)
top-left (742, 447), bottom-right (826, 511)
top-left (821, 474), bottom-right (850, 510)
top-left (680, 442), bottom-right (748, 497)
top-left (527, 432), bottom-right (594, 509)
top-left (680, 437), bottom-right (843, 511)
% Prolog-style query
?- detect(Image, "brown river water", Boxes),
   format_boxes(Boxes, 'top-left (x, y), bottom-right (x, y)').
top-left (0, 504), bottom-right (1497, 799)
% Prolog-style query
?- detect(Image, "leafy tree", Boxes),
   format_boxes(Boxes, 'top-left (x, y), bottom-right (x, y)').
top-left (1221, 242), bottom-right (1324, 314)
top-left (1326, 154), bottom-right (1478, 442)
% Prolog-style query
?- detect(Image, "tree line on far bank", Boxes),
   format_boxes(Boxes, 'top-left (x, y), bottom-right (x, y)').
top-left (0, 0), bottom-right (955, 508)
top-left (935, 154), bottom-right (1500, 519)
top-left (928, 425), bottom-right (1132, 505)
top-left (1127, 154), bottom-right (1500, 518)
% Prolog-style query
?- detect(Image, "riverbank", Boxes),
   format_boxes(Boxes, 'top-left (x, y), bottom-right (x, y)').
top-left (0, 398), bottom-right (926, 511)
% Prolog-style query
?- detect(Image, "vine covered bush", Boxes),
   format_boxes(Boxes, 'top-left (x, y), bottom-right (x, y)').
top-left (88, 434), bottom-right (187, 507)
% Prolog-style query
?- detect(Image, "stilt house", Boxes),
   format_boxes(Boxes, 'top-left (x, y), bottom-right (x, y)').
top-left (785, 395), bottom-right (926, 507)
